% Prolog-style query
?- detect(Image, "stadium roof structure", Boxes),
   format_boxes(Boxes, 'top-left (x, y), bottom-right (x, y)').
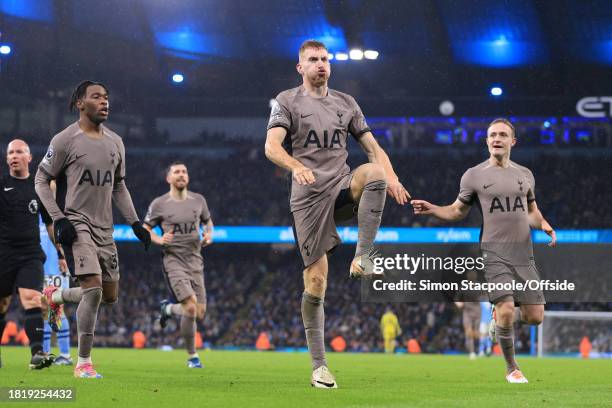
top-left (0, 0), bottom-right (611, 116)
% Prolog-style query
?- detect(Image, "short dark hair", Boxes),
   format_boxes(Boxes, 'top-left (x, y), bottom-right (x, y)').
top-left (487, 117), bottom-right (516, 138)
top-left (299, 39), bottom-right (328, 58)
top-left (166, 161), bottom-right (187, 175)
top-left (69, 80), bottom-right (109, 112)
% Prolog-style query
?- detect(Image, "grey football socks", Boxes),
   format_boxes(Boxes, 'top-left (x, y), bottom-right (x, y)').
top-left (77, 287), bottom-right (102, 358)
top-left (465, 336), bottom-right (475, 355)
top-left (301, 292), bottom-right (327, 370)
top-left (356, 179), bottom-right (387, 256)
top-left (495, 324), bottom-right (519, 373)
top-left (52, 287), bottom-right (82, 304)
top-left (180, 315), bottom-right (197, 355)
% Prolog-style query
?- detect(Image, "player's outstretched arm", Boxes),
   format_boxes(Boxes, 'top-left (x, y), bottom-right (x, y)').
top-left (357, 132), bottom-right (410, 205)
top-left (265, 127), bottom-right (315, 185)
top-left (527, 200), bottom-right (556, 247)
top-left (411, 199), bottom-right (471, 222)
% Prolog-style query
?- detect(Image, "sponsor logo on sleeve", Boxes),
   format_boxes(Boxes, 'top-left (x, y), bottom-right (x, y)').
top-left (43, 145), bottom-right (55, 163)
top-left (268, 99), bottom-right (285, 126)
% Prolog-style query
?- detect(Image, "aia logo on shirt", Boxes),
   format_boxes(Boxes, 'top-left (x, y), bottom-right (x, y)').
top-left (489, 196), bottom-right (525, 213)
top-left (303, 129), bottom-right (343, 148)
top-left (78, 169), bottom-right (113, 186)
top-left (172, 222), bottom-right (197, 235)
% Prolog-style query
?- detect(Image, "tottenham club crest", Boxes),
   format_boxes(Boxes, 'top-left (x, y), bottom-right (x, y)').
top-left (28, 199), bottom-right (38, 214)
top-left (78, 256), bottom-right (86, 269)
top-left (517, 179), bottom-right (524, 192)
top-left (110, 253), bottom-right (118, 270)
top-left (336, 110), bottom-right (344, 125)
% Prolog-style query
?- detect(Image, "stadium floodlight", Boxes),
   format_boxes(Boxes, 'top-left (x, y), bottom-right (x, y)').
top-left (335, 52), bottom-right (348, 61)
top-left (172, 73), bottom-right (184, 83)
top-left (364, 50), bottom-right (379, 60)
top-left (349, 49), bottom-right (363, 60)
top-left (0, 45), bottom-right (11, 55)
top-left (439, 100), bottom-right (455, 116)
top-left (490, 86), bottom-right (503, 96)
top-left (328, 53), bottom-right (334, 61)
top-left (493, 35), bottom-right (509, 47)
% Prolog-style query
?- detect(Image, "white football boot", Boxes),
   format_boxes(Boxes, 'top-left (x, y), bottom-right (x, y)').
top-left (311, 366), bottom-right (338, 389)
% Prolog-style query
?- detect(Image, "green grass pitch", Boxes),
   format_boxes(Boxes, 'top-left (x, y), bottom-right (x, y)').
top-left (0, 347), bottom-right (610, 407)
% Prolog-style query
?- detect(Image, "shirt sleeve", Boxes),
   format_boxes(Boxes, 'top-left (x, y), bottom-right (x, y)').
top-left (35, 169), bottom-right (64, 222)
top-left (267, 93), bottom-right (292, 131)
top-left (526, 169), bottom-right (536, 203)
top-left (114, 137), bottom-right (127, 181)
top-left (457, 169), bottom-right (476, 205)
top-left (144, 199), bottom-right (162, 228)
top-left (38, 135), bottom-right (69, 178)
top-left (348, 96), bottom-right (371, 140)
top-left (200, 196), bottom-right (211, 224)
top-left (112, 179), bottom-right (139, 225)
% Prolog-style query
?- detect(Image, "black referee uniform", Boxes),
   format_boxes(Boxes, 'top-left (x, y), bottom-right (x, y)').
top-left (0, 173), bottom-right (53, 368)
top-left (0, 174), bottom-right (51, 296)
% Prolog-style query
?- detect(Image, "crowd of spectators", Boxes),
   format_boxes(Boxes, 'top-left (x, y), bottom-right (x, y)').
top-left (118, 143), bottom-right (611, 229)
top-left (2, 131), bottom-right (610, 355)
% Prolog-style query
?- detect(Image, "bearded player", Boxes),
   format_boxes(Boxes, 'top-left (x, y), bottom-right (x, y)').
top-left (144, 162), bottom-right (213, 369)
top-left (265, 40), bottom-right (410, 388)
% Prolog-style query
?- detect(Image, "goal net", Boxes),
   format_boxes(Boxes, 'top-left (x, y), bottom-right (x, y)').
top-left (538, 311), bottom-right (612, 358)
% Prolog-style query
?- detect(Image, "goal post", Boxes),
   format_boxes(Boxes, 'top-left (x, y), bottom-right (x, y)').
top-left (538, 311), bottom-right (612, 358)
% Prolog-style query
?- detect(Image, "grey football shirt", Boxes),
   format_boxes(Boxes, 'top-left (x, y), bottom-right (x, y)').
top-left (267, 85), bottom-right (370, 211)
top-left (144, 191), bottom-right (210, 259)
top-left (457, 160), bottom-right (536, 265)
top-left (36, 122), bottom-right (133, 244)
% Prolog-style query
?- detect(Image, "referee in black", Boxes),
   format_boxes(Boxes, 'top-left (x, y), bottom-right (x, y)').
top-left (0, 139), bottom-right (56, 369)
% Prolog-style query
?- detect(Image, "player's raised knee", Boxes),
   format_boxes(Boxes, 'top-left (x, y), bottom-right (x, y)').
top-left (305, 273), bottom-right (326, 295)
top-left (363, 163), bottom-right (386, 182)
top-left (183, 302), bottom-right (197, 318)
